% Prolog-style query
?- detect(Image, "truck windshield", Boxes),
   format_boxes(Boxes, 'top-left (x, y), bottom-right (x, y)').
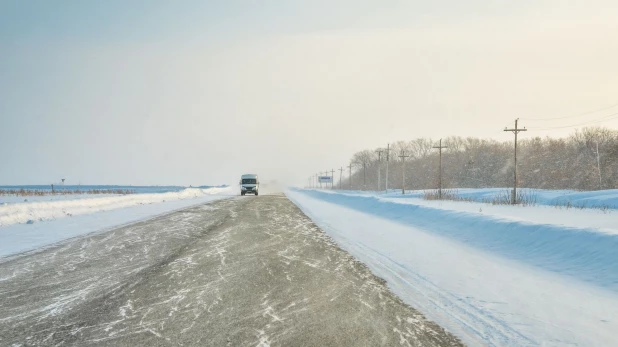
top-left (242, 179), bottom-right (257, 184)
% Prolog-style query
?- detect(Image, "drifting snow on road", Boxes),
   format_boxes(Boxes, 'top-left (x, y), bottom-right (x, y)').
top-left (0, 196), bottom-right (462, 346)
top-left (286, 189), bottom-right (618, 346)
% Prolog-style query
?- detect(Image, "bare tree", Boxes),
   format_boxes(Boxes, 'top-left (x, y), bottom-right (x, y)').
top-left (408, 138), bottom-right (434, 159)
top-left (343, 127), bottom-right (618, 192)
top-left (352, 150), bottom-right (376, 189)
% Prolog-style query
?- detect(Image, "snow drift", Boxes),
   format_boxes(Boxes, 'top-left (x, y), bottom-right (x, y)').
top-left (293, 189), bottom-right (618, 292)
top-left (0, 187), bottom-right (231, 227)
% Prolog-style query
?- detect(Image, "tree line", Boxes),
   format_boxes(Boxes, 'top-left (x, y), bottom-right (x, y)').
top-left (343, 127), bottom-right (618, 191)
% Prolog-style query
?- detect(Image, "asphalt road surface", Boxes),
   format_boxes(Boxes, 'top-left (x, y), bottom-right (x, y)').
top-left (0, 195), bottom-right (463, 346)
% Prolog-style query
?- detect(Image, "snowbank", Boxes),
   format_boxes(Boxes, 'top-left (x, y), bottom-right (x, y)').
top-left (354, 187), bottom-right (618, 209)
top-left (292, 189), bottom-right (618, 291)
top-left (0, 187), bottom-right (231, 227)
top-left (0, 187), bottom-right (234, 258)
top-left (287, 189), bottom-right (618, 346)
top-left (444, 188), bottom-right (618, 209)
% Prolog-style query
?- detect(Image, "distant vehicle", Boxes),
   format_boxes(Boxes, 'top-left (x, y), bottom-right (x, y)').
top-left (240, 174), bottom-right (259, 196)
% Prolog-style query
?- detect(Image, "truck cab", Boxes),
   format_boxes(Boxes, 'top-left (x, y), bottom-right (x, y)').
top-left (240, 174), bottom-right (259, 196)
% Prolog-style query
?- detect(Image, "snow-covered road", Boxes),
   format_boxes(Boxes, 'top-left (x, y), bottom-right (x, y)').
top-left (287, 189), bottom-right (618, 346)
top-left (0, 195), bottom-right (462, 346)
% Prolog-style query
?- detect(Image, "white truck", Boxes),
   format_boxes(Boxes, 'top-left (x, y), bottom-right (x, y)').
top-left (240, 174), bottom-right (259, 196)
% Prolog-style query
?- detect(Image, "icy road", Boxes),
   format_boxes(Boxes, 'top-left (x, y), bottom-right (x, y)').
top-left (0, 195), bottom-right (462, 346)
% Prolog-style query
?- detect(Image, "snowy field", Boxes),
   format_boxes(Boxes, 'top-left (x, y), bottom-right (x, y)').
top-left (0, 186), bottom-right (234, 258)
top-left (287, 188), bottom-right (618, 346)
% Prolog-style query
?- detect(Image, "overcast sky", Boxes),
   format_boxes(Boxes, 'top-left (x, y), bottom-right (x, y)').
top-left (1, 0), bottom-right (617, 186)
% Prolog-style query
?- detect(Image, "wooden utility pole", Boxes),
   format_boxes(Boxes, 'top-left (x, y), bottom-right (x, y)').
top-left (595, 142), bottom-right (602, 189)
top-left (398, 150), bottom-right (410, 195)
top-left (504, 119), bottom-right (527, 204)
top-left (432, 139), bottom-right (448, 199)
top-left (331, 169), bottom-right (335, 189)
top-left (376, 149), bottom-right (384, 192)
top-left (385, 143), bottom-right (390, 193)
top-left (339, 167), bottom-right (344, 190)
top-left (325, 171), bottom-right (329, 189)
top-left (363, 162), bottom-right (367, 190)
top-left (348, 163), bottom-right (353, 190)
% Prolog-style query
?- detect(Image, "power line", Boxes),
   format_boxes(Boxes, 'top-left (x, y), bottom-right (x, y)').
top-left (528, 112), bottom-right (618, 131)
top-left (521, 102), bottom-right (618, 121)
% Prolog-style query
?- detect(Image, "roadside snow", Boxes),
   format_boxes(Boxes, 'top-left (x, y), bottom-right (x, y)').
top-left (0, 187), bottom-right (231, 227)
top-left (287, 189), bottom-right (618, 346)
top-left (451, 188), bottom-right (618, 209)
top-left (346, 188), bottom-right (618, 209)
top-left (0, 187), bottom-right (234, 258)
top-left (383, 196), bottom-right (617, 234)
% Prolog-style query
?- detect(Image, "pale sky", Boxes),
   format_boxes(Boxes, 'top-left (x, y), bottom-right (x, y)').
top-left (1, 0), bottom-right (617, 186)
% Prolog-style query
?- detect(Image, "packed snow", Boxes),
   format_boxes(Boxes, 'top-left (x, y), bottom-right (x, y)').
top-left (287, 188), bottom-right (618, 346)
top-left (0, 187), bottom-right (234, 258)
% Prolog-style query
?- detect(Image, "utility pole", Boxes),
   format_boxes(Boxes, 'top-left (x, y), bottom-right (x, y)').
top-left (363, 162), bottom-right (367, 190)
top-left (348, 163), bottom-right (353, 190)
top-left (595, 142), bottom-right (602, 189)
top-left (318, 173), bottom-right (322, 189)
top-left (325, 171), bottom-right (329, 189)
top-left (504, 119), bottom-right (527, 204)
top-left (398, 150), bottom-right (410, 195)
top-left (376, 149), bottom-right (384, 192)
top-left (385, 143), bottom-right (390, 193)
top-left (331, 169), bottom-right (335, 189)
top-left (339, 167), bottom-right (344, 190)
top-left (432, 139), bottom-right (448, 199)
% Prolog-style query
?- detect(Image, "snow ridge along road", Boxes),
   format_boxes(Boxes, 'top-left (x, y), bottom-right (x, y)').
top-left (286, 189), bottom-right (618, 346)
top-left (0, 195), bottom-right (462, 346)
top-left (0, 187), bottom-right (234, 258)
